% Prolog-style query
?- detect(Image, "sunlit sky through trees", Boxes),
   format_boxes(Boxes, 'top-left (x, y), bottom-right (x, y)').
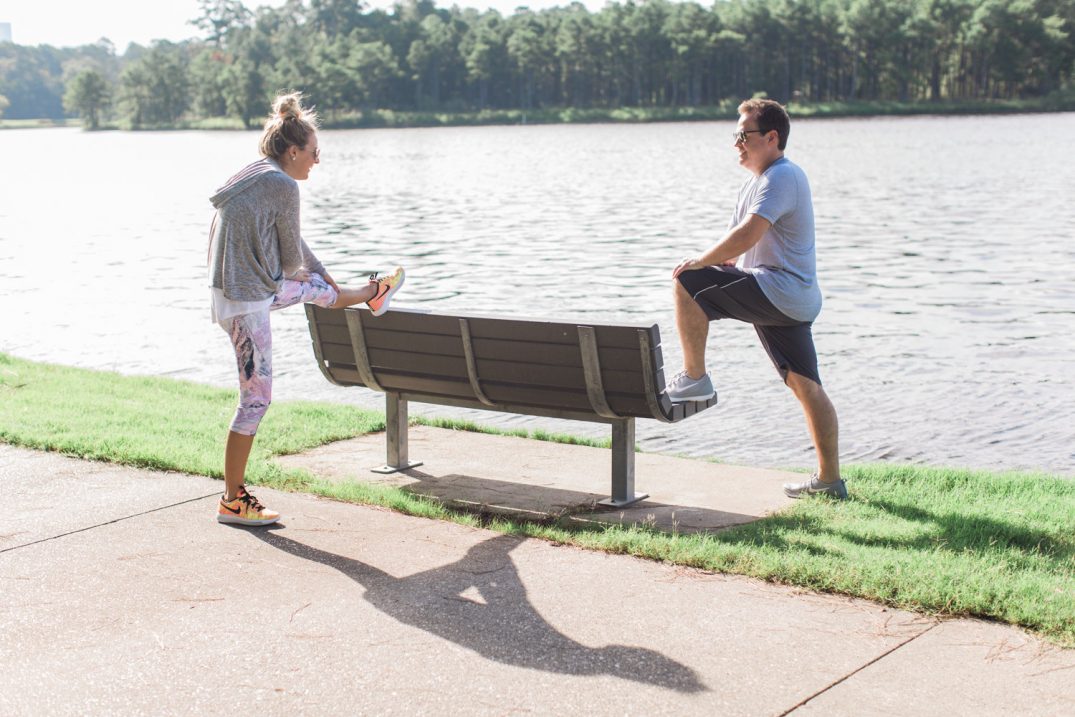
top-left (3, 0), bottom-right (613, 50)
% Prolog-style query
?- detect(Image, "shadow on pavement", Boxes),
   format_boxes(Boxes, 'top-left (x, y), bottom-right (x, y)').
top-left (252, 529), bottom-right (708, 693)
top-left (389, 469), bottom-right (763, 533)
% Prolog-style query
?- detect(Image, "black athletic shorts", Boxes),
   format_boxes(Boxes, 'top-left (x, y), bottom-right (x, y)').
top-left (677, 266), bottom-right (821, 386)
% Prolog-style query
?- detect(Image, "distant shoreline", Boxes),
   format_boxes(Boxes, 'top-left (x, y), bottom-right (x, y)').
top-left (4, 95), bottom-right (1074, 131)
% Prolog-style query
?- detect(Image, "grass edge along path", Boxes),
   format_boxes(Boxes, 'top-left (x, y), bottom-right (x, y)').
top-left (1, 352), bottom-right (1073, 647)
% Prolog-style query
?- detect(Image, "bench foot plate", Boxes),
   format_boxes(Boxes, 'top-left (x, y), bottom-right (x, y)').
top-left (597, 493), bottom-right (649, 509)
top-left (371, 460), bottom-right (424, 474)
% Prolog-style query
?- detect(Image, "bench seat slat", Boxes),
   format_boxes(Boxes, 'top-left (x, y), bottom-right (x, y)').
top-left (321, 340), bottom-right (659, 397)
top-left (375, 374), bottom-right (477, 400)
top-left (321, 342), bottom-right (467, 378)
top-left (327, 361), bottom-right (659, 418)
top-left (372, 349), bottom-right (652, 396)
top-left (323, 364), bottom-right (366, 387)
top-left (377, 374), bottom-right (656, 418)
top-left (326, 368), bottom-right (476, 400)
top-left (322, 354), bottom-right (655, 402)
top-left (321, 329), bottom-right (653, 374)
top-left (472, 360), bottom-right (646, 395)
top-left (312, 306), bottom-right (660, 351)
top-left (316, 320), bottom-right (667, 362)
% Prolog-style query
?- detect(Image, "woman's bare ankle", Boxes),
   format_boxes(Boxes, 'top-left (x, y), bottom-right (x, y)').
top-left (330, 285), bottom-right (375, 309)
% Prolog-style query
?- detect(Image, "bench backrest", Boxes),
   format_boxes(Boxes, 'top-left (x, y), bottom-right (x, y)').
top-left (306, 305), bottom-right (713, 423)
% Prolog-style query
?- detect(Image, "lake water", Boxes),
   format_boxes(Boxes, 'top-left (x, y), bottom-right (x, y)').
top-left (2, 113), bottom-right (1073, 476)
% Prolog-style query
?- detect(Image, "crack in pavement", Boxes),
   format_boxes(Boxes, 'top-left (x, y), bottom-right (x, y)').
top-left (778, 621), bottom-right (941, 715)
top-left (0, 493), bottom-right (221, 555)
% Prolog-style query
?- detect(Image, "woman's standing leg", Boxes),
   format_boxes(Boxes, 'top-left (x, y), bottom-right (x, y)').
top-left (218, 309), bottom-right (279, 525)
top-left (216, 269), bottom-right (404, 525)
top-left (224, 431), bottom-right (255, 495)
top-left (218, 277), bottom-right (332, 526)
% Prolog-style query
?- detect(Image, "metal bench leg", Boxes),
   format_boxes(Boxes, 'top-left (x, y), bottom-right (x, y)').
top-left (599, 418), bottom-right (648, 507)
top-left (372, 392), bottom-right (423, 474)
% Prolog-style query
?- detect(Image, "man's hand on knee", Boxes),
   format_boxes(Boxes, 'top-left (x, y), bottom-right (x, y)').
top-left (673, 257), bottom-right (706, 278)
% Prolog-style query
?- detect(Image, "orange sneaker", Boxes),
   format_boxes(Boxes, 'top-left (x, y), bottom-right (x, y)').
top-left (217, 486), bottom-right (280, 526)
top-left (367, 266), bottom-right (405, 317)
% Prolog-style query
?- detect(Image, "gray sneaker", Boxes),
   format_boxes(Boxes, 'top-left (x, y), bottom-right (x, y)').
top-left (783, 474), bottom-right (848, 500)
top-left (665, 371), bottom-right (715, 402)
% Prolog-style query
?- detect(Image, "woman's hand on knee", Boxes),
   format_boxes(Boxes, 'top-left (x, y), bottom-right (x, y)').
top-left (321, 270), bottom-right (341, 293)
top-left (288, 269), bottom-right (313, 283)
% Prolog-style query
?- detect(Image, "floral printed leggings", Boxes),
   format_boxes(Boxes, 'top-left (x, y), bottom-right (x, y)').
top-left (223, 275), bottom-right (338, 435)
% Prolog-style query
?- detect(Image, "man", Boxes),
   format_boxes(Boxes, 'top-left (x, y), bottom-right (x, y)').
top-left (667, 99), bottom-right (845, 499)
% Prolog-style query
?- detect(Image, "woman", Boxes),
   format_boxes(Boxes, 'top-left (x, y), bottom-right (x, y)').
top-left (208, 91), bottom-right (404, 526)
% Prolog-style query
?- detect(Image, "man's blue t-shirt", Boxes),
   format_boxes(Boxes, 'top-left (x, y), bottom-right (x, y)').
top-left (732, 157), bottom-right (822, 323)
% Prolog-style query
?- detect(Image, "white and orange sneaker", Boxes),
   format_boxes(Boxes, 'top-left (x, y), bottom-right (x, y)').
top-left (367, 266), bottom-right (405, 317)
top-left (217, 486), bottom-right (280, 526)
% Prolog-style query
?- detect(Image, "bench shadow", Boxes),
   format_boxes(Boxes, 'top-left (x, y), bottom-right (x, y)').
top-left (251, 529), bottom-right (707, 694)
top-left (393, 468), bottom-right (762, 533)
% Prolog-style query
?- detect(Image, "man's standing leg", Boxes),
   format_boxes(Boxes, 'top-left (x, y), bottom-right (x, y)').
top-left (787, 372), bottom-right (840, 479)
top-left (784, 371), bottom-right (845, 498)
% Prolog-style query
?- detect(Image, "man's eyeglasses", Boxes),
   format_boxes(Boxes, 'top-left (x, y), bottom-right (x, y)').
top-left (732, 129), bottom-right (766, 144)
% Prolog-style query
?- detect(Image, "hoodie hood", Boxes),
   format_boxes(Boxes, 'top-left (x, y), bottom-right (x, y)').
top-left (210, 158), bottom-right (282, 208)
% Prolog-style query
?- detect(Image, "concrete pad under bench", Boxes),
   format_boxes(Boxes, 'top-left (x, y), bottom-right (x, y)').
top-left (276, 425), bottom-right (800, 532)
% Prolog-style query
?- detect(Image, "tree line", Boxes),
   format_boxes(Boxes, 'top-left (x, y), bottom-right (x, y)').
top-left (1, 0), bottom-right (1072, 128)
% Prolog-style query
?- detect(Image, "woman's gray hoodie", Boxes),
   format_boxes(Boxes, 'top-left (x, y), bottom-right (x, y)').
top-left (208, 158), bottom-right (325, 301)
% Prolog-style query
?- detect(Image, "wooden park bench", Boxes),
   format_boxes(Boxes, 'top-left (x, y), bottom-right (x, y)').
top-left (305, 305), bottom-right (717, 507)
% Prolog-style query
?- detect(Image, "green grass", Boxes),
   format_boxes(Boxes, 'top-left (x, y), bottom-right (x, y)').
top-left (413, 415), bottom-right (611, 448)
top-left (0, 352), bottom-right (384, 485)
top-left (1, 352), bottom-right (1073, 647)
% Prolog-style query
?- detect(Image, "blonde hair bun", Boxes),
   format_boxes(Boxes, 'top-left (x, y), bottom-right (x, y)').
top-left (259, 90), bottom-right (320, 159)
top-left (271, 91), bottom-right (317, 124)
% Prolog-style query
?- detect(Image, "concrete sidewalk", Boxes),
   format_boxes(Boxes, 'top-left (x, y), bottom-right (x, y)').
top-left (2, 439), bottom-right (1073, 716)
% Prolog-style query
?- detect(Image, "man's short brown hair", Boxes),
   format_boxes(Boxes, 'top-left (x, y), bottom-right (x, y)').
top-left (738, 99), bottom-right (790, 150)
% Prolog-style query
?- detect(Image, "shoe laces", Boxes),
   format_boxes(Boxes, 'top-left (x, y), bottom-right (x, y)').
top-left (236, 487), bottom-right (266, 512)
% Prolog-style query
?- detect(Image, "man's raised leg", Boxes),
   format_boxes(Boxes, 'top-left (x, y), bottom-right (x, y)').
top-left (675, 280), bottom-right (710, 378)
top-left (667, 279), bottom-right (716, 401)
